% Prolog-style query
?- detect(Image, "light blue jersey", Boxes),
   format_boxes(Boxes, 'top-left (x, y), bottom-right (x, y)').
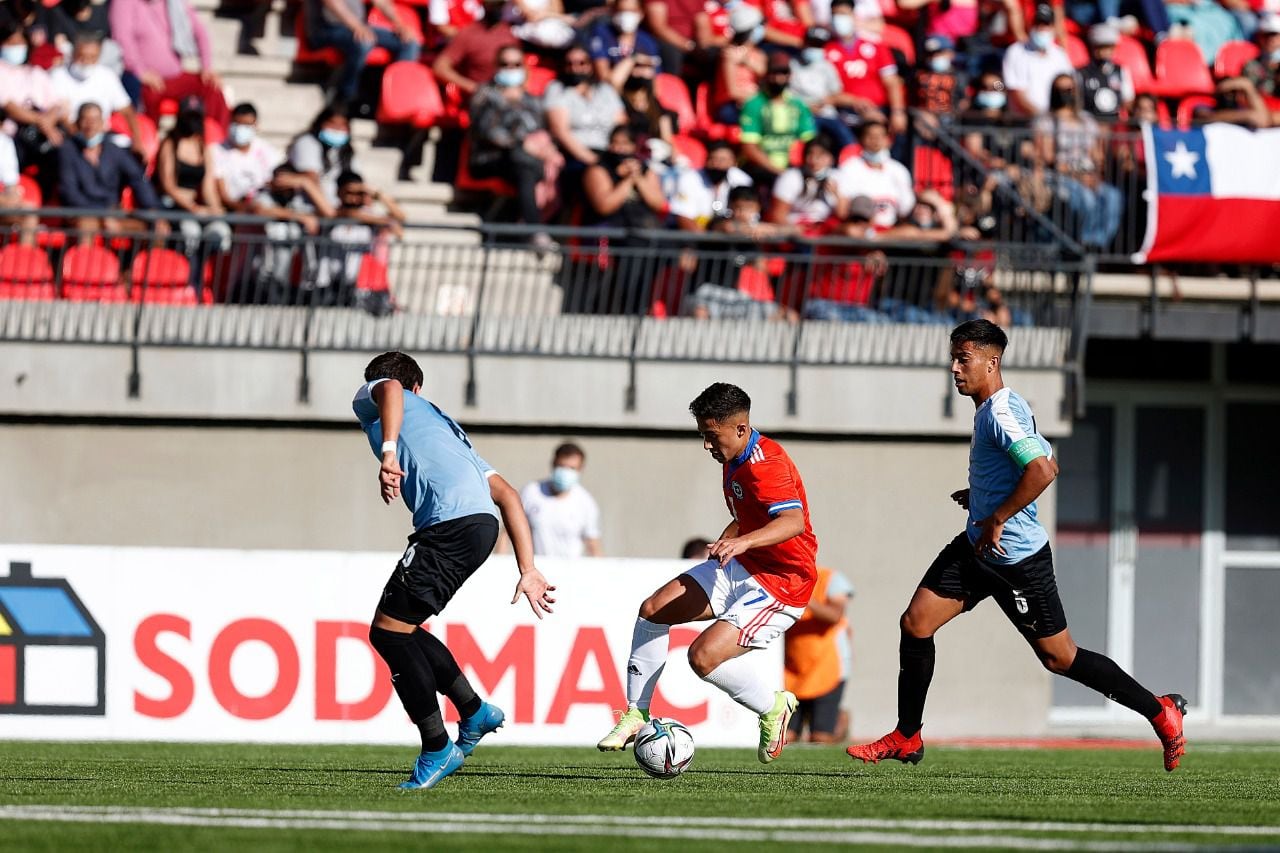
top-left (966, 387), bottom-right (1053, 564)
top-left (353, 379), bottom-right (499, 531)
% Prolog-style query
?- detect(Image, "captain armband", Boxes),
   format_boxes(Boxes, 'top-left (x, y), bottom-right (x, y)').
top-left (1008, 437), bottom-right (1047, 468)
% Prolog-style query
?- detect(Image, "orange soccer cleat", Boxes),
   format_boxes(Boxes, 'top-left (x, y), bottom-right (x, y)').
top-left (1150, 693), bottom-right (1187, 772)
top-left (846, 728), bottom-right (925, 765)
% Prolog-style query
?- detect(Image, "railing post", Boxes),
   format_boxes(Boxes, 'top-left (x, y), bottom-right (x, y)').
top-left (126, 230), bottom-right (152, 399)
top-left (1062, 255), bottom-right (1095, 421)
top-left (465, 229), bottom-right (494, 408)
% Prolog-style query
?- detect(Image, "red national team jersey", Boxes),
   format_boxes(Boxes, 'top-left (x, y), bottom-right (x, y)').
top-left (722, 431), bottom-right (818, 607)
top-left (825, 39), bottom-right (897, 106)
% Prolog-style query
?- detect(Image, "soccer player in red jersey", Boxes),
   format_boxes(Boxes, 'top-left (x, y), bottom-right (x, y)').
top-left (597, 383), bottom-right (818, 763)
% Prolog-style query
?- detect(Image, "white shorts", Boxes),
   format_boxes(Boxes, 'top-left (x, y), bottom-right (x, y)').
top-left (685, 558), bottom-right (806, 650)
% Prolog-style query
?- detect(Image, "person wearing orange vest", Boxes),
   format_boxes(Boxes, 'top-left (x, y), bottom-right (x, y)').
top-left (784, 565), bottom-right (854, 743)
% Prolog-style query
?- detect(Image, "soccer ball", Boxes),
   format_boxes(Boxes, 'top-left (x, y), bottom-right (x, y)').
top-left (632, 718), bottom-right (695, 779)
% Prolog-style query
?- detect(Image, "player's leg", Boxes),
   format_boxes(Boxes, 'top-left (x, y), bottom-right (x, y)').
top-left (411, 627), bottom-right (506, 756)
top-left (598, 569), bottom-right (715, 750)
top-left (994, 544), bottom-right (1186, 771)
top-left (848, 534), bottom-right (975, 765)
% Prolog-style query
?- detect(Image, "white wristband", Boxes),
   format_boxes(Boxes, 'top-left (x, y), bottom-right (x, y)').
top-left (381, 440), bottom-right (397, 456)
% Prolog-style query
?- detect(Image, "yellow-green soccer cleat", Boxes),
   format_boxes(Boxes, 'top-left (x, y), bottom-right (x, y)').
top-left (758, 691), bottom-right (798, 764)
top-left (597, 707), bottom-right (650, 751)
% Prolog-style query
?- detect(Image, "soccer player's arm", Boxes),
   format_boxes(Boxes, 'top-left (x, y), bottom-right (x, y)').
top-left (369, 380), bottom-right (405, 505)
top-left (708, 463), bottom-right (806, 564)
top-left (975, 409), bottom-right (1057, 555)
top-left (489, 473), bottom-right (557, 619)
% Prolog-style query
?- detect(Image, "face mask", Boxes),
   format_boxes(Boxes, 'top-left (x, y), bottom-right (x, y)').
top-left (550, 466), bottom-right (580, 492)
top-left (1270, 49), bottom-right (1280, 63)
top-left (82, 131), bottom-right (104, 147)
top-left (229, 123), bottom-right (256, 147)
top-left (863, 148), bottom-right (889, 165)
top-left (68, 62), bottom-right (94, 81)
top-left (1049, 87), bottom-right (1075, 110)
top-left (805, 165), bottom-right (830, 181)
top-left (929, 55), bottom-right (951, 73)
top-left (831, 14), bottom-right (855, 39)
top-left (562, 71), bottom-right (587, 86)
top-left (483, 2), bottom-right (505, 22)
top-left (704, 166), bottom-right (728, 185)
top-left (1030, 29), bottom-right (1054, 50)
top-left (748, 24), bottom-right (765, 45)
top-left (976, 90), bottom-right (1006, 110)
top-left (615, 11), bottom-right (642, 33)
top-left (802, 47), bottom-right (826, 64)
top-left (317, 128), bottom-right (349, 147)
top-left (763, 78), bottom-right (787, 97)
top-left (1, 45), bottom-right (28, 65)
top-left (495, 66), bottom-right (527, 88)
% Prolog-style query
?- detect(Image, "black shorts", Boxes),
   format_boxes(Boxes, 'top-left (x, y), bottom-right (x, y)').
top-left (919, 532), bottom-right (1067, 640)
top-left (378, 513), bottom-right (500, 625)
top-left (787, 680), bottom-right (845, 738)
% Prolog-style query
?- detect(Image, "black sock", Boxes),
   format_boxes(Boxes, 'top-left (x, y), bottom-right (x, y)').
top-left (413, 628), bottom-right (482, 719)
top-left (896, 633), bottom-right (935, 738)
top-left (1064, 647), bottom-right (1161, 719)
top-left (369, 627), bottom-right (449, 751)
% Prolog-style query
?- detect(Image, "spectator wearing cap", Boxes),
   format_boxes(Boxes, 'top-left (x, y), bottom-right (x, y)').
top-left (739, 50), bottom-right (817, 185)
top-left (108, 0), bottom-right (230, 127)
top-left (668, 139), bottom-right (753, 230)
top-left (768, 133), bottom-right (849, 232)
top-left (713, 3), bottom-right (768, 124)
top-left (791, 26), bottom-right (855, 150)
top-left (51, 32), bottom-right (146, 160)
top-left (1002, 3), bottom-right (1073, 115)
top-left (305, 0), bottom-right (421, 103)
top-left (836, 119), bottom-right (914, 229)
top-left (824, 0), bottom-right (907, 134)
top-left (1077, 23), bottom-right (1133, 121)
top-left (1243, 13), bottom-right (1280, 106)
top-left (586, 0), bottom-right (663, 90)
top-left (432, 0), bottom-right (519, 98)
top-left (910, 35), bottom-right (967, 118)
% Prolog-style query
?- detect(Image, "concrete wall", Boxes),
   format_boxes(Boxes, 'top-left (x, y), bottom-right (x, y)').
top-left (0, 423), bottom-right (1052, 739)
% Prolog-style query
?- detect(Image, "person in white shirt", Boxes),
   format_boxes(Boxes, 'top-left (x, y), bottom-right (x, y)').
top-left (1002, 3), bottom-right (1073, 115)
top-left (669, 140), bottom-right (753, 230)
top-left (0, 132), bottom-right (38, 245)
top-left (768, 133), bottom-right (848, 229)
top-left (49, 32), bottom-right (145, 159)
top-left (519, 442), bottom-right (604, 558)
top-left (836, 120), bottom-right (914, 229)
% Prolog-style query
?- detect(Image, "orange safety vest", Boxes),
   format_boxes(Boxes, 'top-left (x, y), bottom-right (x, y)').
top-left (783, 567), bottom-right (847, 700)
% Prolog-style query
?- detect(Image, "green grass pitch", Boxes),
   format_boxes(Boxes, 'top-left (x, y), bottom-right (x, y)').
top-left (1, 740), bottom-right (1278, 851)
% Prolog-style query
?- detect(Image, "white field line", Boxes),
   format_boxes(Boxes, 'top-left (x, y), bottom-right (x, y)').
top-left (0, 806), bottom-right (1231, 852)
top-left (1, 806), bottom-right (1278, 847)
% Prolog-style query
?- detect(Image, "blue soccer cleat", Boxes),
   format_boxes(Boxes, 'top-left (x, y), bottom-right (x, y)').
top-left (456, 702), bottom-right (506, 757)
top-left (398, 742), bottom-right (465, 790)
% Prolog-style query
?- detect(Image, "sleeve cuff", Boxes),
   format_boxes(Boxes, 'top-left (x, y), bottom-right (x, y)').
top-left (767, 500), bottom-right (803, 516)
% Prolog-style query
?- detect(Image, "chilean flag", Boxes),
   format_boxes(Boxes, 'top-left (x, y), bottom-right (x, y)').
top-left (1136, 123), bottom-right (1280, 265)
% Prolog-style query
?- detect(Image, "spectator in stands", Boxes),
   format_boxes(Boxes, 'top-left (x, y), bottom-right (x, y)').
top-left (694, 0), bottom-right (733, 52)
top-left (645, 0), bottom-right (702, 75)
top-left (1033, 73), bottom-right (1122, 249)
top-left (108, 0), bottom-right (231, 127)
top-left (428, 0), bottom-right (483, 40)
top-left (545, 44), bottom-right (627, 170)
top-left (216, 103), bottom-right (335, 218)
top-left (305, 0), bottom-right (421, 103)
top-left (875, 188), bottom-right (979, 242)
top-left (308, 169), bottom-right (405, 310)
top-left (768, 134), bottom-right (848, 232)
top-left (586, 0), bottom-right (663, 89)
top-left (1244, 14), bottom-right (1280, 102)
top-left (784, 565), bottom-right (854, 743)
top-left (910, 35), bottom-right (967, 120)
top-left (154, 106), bottom-right (232, 282)
top-left (0, 131), bottom-right (39, 245)
top-left (756, 0), bottom-right (815, 49)
top-left (59, 102), bottom-right (169, 242)
top-left (824, 0), bottom-right (907, 135)
top-left (621, 75), bottom-right (675, 146)
top-left (790, 26), bottom-right (854, 150)
top-left (1193, 75), bottom-right (1274, 127)
top-left (1166, 0), bottom-right (1244, 68)
top-left (334, 169), bottom-right (406, 236)
top-left (910, 0), bottom-right (981, 48)
top-left (432, 0), bottom-right (519, 98)
top-left (714, 4), bottom-right (768, 124)
top-left (1077, 23), bottom-right (1133, 121)
top-left (690, 185), bottom-right (796, 320)
top-left (582, 124), bottom-right (667, 226)
top-left (681, 537), bottom-right (712, 560)
top-left (803, 194), bottom-right (887, 321)
top-left (668, 139), bottom-right (753, 229)
top-left (469, 46), bottom-right (563, 234)
top-left (520, 442), bottom-right (603, 558)
top-left (289, 102), bottom-right (356, 211)
top-left (506, 0), bottom-right (576, 50)
top-left (0, 26), bottom-right (70, 193)
top-left (837, 120), bottom-right (914, 229)
top-left (739, 50), bottom-right (816, 185)
top-left (51, 32), bottom-right (146, 160)
top-left (1002, 3), bottom-right (1072, 115)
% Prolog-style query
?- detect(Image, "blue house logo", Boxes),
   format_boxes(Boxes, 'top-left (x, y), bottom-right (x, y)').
top-left (0, 561), bottom-right (106, 715)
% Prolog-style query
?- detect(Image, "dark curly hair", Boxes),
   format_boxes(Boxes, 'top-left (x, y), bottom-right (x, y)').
top-left (689, 383), bottom-right (752, 422)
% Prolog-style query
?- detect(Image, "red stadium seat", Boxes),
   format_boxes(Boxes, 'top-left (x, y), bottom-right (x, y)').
top-left (0, 244), bottom-right (55, 299)
top-left (294, 8), bottom-right (343, 66)
top-left (454, 137), bottom-right (516, 197)
top-left (203, 117), bottom-right (226, 146)
top-left (1113, 35), bottom-right (1155, 94)
top-left (526, 66), bottom-right (556, 97)
top-left (838, 143), bottom-right (862, 165)
top-left (356, 255), bottom-right (390, 291)
top-left (671, 134), bottom-right (706, 169)
top-left (1176, 94), bottom-right (1216, 128)
top-left (61, 245), bottom-right (124, 301)
top-left (1152, 39), bottom-right (1214, 96)
top-left (367, 4), bottom-right (425, 67)
top-left (655, 74), bottom-right (697, 135)
top-left (694, 82), bottom-right (741, 143)
top-left (881, 24), bottom-right (915, 67)
top-left (912, 146), bottom-right (954, 200)
top-left (110, 112), bottom-right (159, 164)
top-left (129, 248), bottom-right (207, 303)
top-left (440, 82), bottom-right (471, 129)
top-left (17, 174), bottom-right (41, 207)
top-left (377, 61), bottom-right (445, 127)
top-left (1065, 33), bottom-right (1089, 69)
top-left (1214, 40), bottom-right (1259, 79)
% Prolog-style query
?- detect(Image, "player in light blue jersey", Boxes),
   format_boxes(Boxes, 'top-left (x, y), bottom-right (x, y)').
top-left (847, 321), bottom-right (1187, 773)
top-left (354, 352), bottom-right (555, 790)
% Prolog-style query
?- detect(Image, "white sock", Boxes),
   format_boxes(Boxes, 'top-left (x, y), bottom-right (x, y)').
top-left (626, 618), bottom-right (670, 710)
top-left (701, 654), bottom-right (775, 715)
